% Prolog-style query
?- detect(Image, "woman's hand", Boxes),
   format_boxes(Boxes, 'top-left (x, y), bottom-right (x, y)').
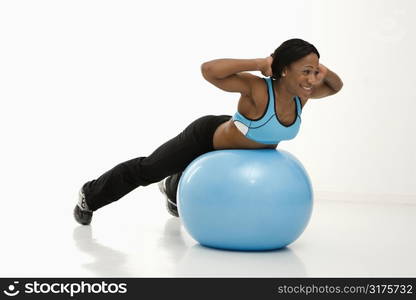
top-left (256, 56), bottom-right (273, 77)
top-left (315, 63), bottom-right (329, 85)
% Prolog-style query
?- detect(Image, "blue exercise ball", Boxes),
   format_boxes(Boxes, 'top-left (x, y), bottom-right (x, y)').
top-left (177, 149), bottom-right (313, 251)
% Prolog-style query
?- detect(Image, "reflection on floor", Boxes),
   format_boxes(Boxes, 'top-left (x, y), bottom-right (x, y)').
top-left (1, 185), bottom-right (415, 277)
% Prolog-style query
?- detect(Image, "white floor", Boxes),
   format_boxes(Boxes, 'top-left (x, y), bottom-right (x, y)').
top-left (1, 185), bottom-right (416, 278)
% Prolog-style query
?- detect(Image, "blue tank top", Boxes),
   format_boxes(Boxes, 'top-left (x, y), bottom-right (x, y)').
top-left (232, 77), bottom-right (302, 144)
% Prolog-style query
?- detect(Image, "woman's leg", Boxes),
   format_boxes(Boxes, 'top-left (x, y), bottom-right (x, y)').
top-left (164, 172), bottom-right (182, 204)
top-left (158, 172), bottom-right (182, 217)
top-left (80, 115), bottom-right (231, 212)
top-left (160, 115), bottom-right (232, 216)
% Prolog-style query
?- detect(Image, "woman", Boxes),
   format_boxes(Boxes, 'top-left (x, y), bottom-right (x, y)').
top-left (74, 38), bottom-right (343, 225)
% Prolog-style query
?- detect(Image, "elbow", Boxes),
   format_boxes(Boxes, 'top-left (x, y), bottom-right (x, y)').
top-left (335, 80), bottom-right (344, 93)
top-left (330, 79), bottom-right (343, 94)
top-left (200, 62), bottom-right (213, 79)
top-left (338, 78), bottom-right (344, 90)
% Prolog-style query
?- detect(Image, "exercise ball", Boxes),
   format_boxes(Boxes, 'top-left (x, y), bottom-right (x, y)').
top-left (177, 149), bottom-right (313, 251)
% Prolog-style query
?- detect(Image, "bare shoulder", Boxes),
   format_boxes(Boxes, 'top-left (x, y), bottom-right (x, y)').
top-left (248, 74), bottom-right (268, 103)
top-left (238, 72), bottom-right (264, 93)
top-left (234, 74), bottom-right (265, 117)
top-left (235, 73), bottom-right (265, 105)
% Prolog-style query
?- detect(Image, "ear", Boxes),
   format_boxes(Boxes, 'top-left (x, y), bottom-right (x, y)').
top-left (281, 67), bottom-right (288, 77)
top-left (283, 65), bottom-right (291, 76)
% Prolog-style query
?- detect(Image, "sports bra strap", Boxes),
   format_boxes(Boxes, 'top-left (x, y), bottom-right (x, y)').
top-left (265, 78), bottom-right (275, 114)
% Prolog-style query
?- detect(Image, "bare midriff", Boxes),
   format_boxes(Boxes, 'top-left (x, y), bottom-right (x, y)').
top-left (212, 119), bottom-right (277, 150)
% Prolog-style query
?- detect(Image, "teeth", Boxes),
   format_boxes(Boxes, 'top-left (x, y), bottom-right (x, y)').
top-left (302, 86), bottom-right (312, 90)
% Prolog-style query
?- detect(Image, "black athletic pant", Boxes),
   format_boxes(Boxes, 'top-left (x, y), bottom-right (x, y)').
top-left (82, 115), bottom-right (231, 211)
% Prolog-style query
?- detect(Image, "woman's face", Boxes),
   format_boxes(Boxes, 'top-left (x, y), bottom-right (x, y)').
top-left (283, 53), bottom-right (320, 98)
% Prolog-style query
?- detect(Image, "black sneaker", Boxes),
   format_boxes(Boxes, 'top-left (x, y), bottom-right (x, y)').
top-left (73, 188), bottom-right (93, 225)
top-left (158, 178), bottom-right (179, 217)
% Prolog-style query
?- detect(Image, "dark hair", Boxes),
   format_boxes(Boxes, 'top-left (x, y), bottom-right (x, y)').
top-left (270, 38), bottom-right (320, 80)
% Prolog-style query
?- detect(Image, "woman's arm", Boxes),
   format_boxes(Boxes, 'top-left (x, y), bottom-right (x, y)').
top-left (310, 64), bottom-right (343, 99)
top-left (201, 58), bottom-right (272, 95)
top-left (201, 58), bottom-right (272, 79)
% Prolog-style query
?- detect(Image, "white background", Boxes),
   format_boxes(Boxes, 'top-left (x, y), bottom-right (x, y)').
top-left (0, 0), bottom-right (415, 278)
top-left (1, 0), bottom-right (415, 203)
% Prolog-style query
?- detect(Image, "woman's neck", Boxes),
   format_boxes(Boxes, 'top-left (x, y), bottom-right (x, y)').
top-left (274, 79), bottom-right (295, 104)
